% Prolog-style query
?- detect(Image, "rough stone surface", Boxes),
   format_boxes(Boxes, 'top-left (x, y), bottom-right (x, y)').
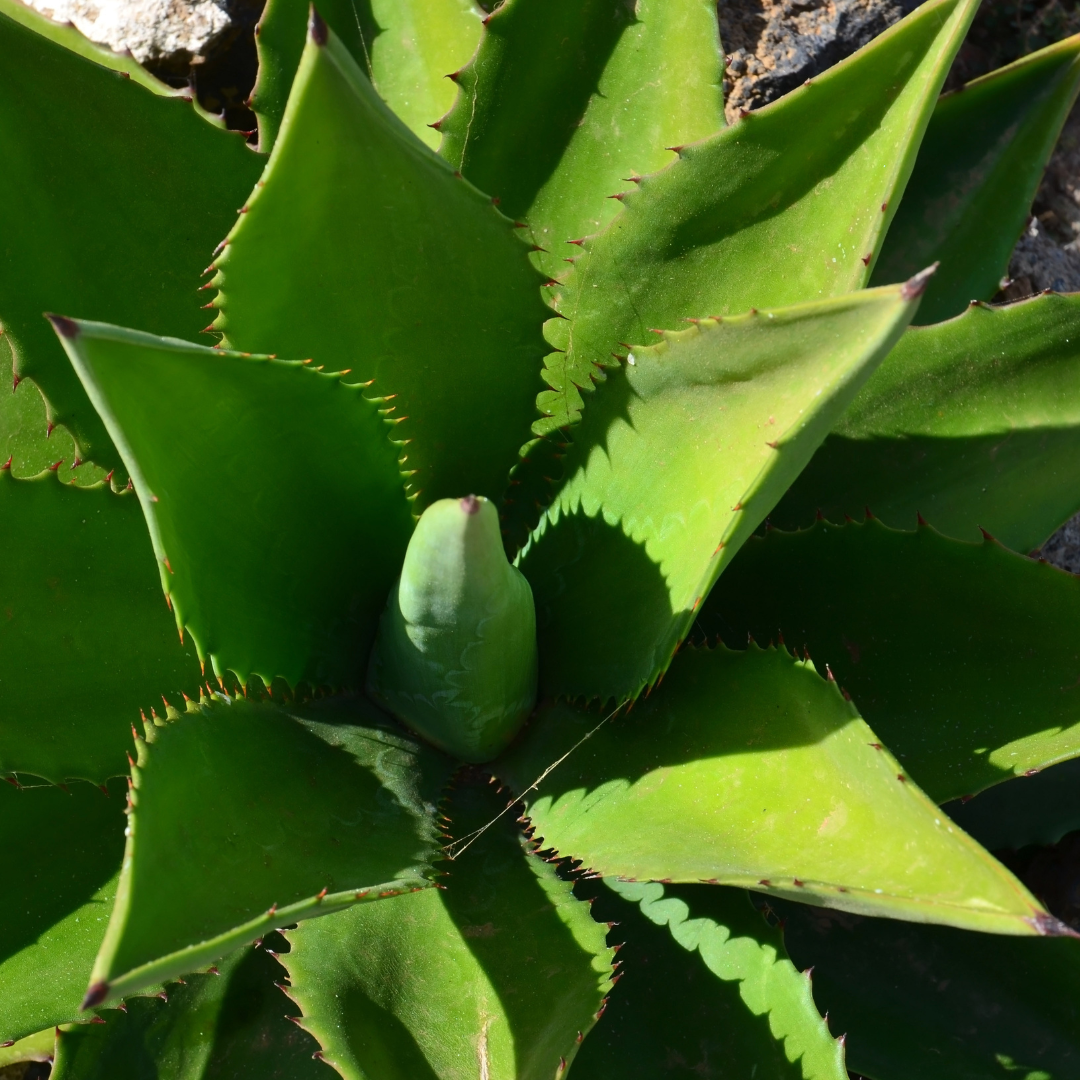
top-left (25, 0), bottom-right (233, 66)
top-left (719, 0), bottom-right (922, 121)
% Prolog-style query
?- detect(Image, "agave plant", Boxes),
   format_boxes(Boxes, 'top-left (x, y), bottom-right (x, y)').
top-left (4, 0), bottom-right (1080, 1076)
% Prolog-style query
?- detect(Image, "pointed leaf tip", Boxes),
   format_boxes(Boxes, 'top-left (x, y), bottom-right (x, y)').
top-left (46, 314), bottom-right (80, 340)
top-left (1029, 913), bottom-right (1080, 937)
top-left (901, 262), bottom-right (940, 301)
top-left (308, 5), bottom-right (328, 46)
top-left (81, 980), bottom-right (109, 1010)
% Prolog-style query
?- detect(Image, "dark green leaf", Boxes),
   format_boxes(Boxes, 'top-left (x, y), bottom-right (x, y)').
top-left (53, 939), bottom-right (331, 1080)
top-left (55, 320), bottom-right (412, 690)
top-left (521, 284), bottom-right (920, 703)
top-left (777, 899), bottom-right (1080, 1080)
top-left (539, 0), bottom-right (977, 430)
top-left (440, 0), bottom-right (724, 285)
top-left (872, 34), bottom-right (1080, 323)
top-left (772, 293), bottom-right (1080, 552)
top-left (699, 517), bottom-right (1080, 802)
top-left (944, 756), bottom-right (1080, 852)
top-left (496, 643), bottom-right (1050, 935)
top-left (0, 475), bottom-right (201, 783)
top-left (573, 881), bottom-right (845, 1080)
top-left (215, 24), bottom-right (548, 507)
top-left (282, 776), bottom-right (613, 1080)
top-left (252, 0), bottom-right (481, 152)
top-left (0, 4), bottom-right (262, 473)
top-left (90, 692), bottom-right (453, 1001)
top-left (0, 779), bottom-right (125, 1042)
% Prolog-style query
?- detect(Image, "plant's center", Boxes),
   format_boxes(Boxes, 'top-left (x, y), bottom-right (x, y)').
top-left (365, 495), bottom-right (538, 763)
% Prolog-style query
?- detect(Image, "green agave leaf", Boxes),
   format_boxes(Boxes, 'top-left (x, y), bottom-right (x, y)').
top-left (89, 692), bottom-right (453, 1003)
top-left (872, 34), bottom-right (1080, 324)
top-left (496, 643), bottom-right (1054, 935)
top-left (0, 475), bottom-right (201, 784)
top-left (0, 779), bottom-right (125, 1043)
top-left (54, 939), bottom-right (329, 1080)
top-left (943, 756), bottom-right (1080, 852)
top-left (54, 318), bottom-right (412, 690)
top-left (772, 294), bottom-right (1080, 552)
top-left (215, 19), bottom-right (548, 508)
top-left (0, 1029), bottom-right (55, 1068)
top-left (572, 881), bottom-right (845, 1080)
top-left (520, 283), bottom-right (921, 704)
top-left (282, 776), bottom-right (613, 1080)
top-left (699, 517), bottom-right (1080, 803)
top-left (0, 6), bottom-right (262, 474)
top-left (776, 899), bottom-right (1080, 1080)
top-left (540, 0), bottom-right (977, 430)
top-left (253, 0), bottom-right (482, 153)
top-left (0, 332), bottom-right (104, 487)
top-left (440, 0), bottom-right (724, 285)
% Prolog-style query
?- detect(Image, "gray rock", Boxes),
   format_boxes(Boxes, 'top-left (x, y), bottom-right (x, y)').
top-left (719, 0), bottom-right (922, 121)
top-left (24, 0), bottom-right (233, 66)
top-left (1035, 512), bottom-right (1080, 574)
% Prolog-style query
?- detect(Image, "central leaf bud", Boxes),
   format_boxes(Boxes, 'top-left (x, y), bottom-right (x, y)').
top-left (366, 495), bottom-right (538, 763)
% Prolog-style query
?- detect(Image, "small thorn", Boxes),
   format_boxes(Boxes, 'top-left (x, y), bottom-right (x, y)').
top-left (864, 506), bottom-right (874, 520)
top-left (815, 508), bottom-right (824, 521)
top-left (869, 742), bottom-right (883, 750)
top-left (0, 457), bottom-right (10, 471)
top-left (89, 1015), bottom-right (107, 1024)
top-left (979, 525), bottom-right (996, 542)
top-left (759, 878), bottom-right (771, 886)
top-left (207, 966), bottom-right (220, 975)
top-left (860, 253), bottom-right (872, 266)
top-left (48, 459), bottom-right (63, 471)
top-left (793, 878), bottom-right (804, 887)
top-left (897, 773), bottom-right (907, 782)
top-left (825, 665), bottom-right (835, 682)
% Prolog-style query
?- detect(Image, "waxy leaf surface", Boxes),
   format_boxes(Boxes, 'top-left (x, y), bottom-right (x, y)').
top-left (0, 6), bottom-right (262, 472)
top-left (0, 476), bottom-right (201, 783)
top-left (497, 644), bottom-right (1050, 935)
top-left (216, 25), bottom-right (548, 506)
top-left (773, 294), bottom-right (1080, 551)
top-left (573, 881), bottom-right (845, 1080)
top-left (701, 518), bottom-right (1080, 802)
top-left (54, 940), bottom-right (329, 1080)
top-left (57, 320), bottom-right (412, 690)
top-left (943, 756), bottom-right (1080, 852)
top-left (91, 693), bottom-right (452, 1001)
top-left (521, 284), bottom-right (919, 704)
top-left (0, 779), bottom-right (125, 1042)
top-left (541, 0), bottom-right (977, 429)
top-left (777, 900), bottom-right (1080, 1080)
top-left (282, 778), bottom-right (613, 1080)
top-left (441, 0), bottom-right (724, 285)
top-left (253, 0), bottom-right (481, 151)
top-left (873, 34), bottom-right (1080, 323)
